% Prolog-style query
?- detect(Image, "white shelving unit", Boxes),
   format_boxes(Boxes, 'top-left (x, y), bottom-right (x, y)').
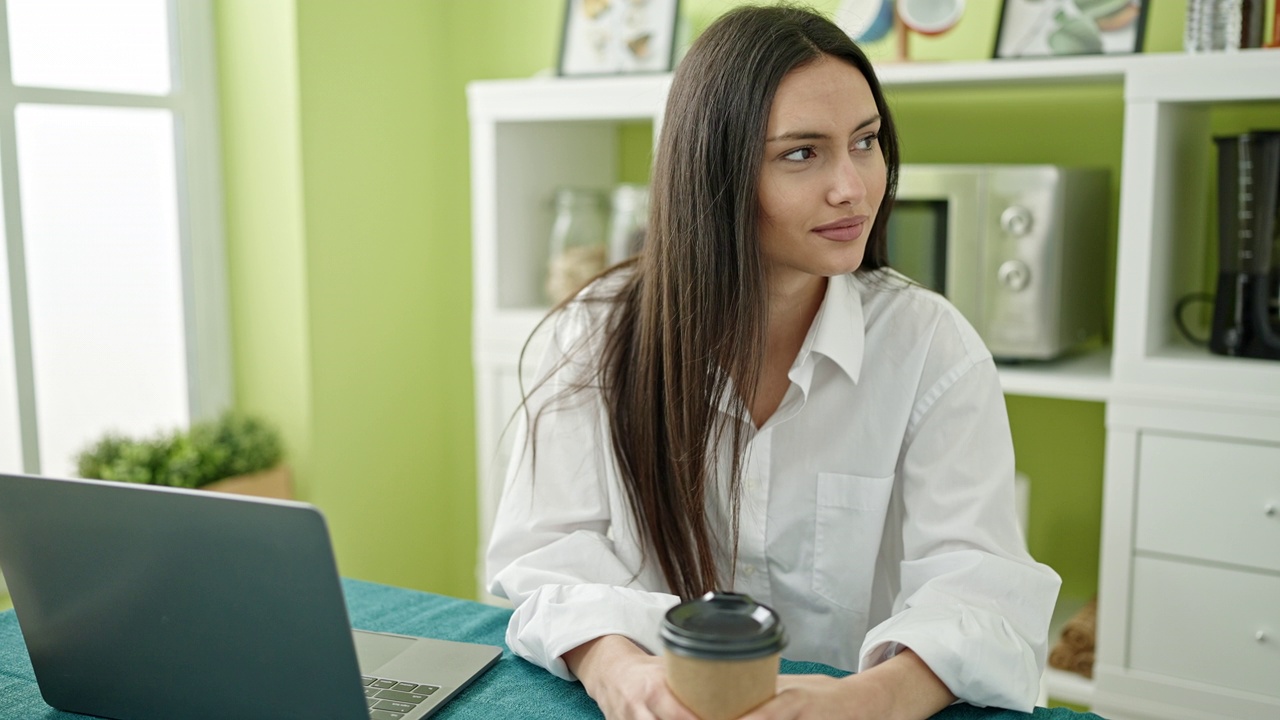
top-left (1091, 51), bottom-right (1280, 720)
top-left (469, 49), bottom-right (1280, 717)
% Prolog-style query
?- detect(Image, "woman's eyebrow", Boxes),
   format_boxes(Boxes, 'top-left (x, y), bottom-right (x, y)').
top-left (766, 129), bottom-right (829, 143)
top-left (766, 114), bottom-right (881, 143)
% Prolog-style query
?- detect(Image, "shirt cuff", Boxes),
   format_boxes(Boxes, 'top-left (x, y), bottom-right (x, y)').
top-left (505, 583), bottom-right (682, 681)
top-left (858, 604), bottom-right (1042, 713)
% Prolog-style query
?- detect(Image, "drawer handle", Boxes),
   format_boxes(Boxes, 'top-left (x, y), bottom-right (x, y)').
top-left (1267, 503), bottom-right (1277, 518)
top-left (1257, 631), bottom-right (1268, 643)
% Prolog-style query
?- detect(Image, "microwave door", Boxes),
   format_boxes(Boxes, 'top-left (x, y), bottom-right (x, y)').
top-left (893, 166), bottom-right (987, 335)
top-left (887, 199), bottom-right (948, 291)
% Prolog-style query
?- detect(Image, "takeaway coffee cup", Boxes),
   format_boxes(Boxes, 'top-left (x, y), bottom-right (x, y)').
top-left (660, 592), bottom-right (787, 720)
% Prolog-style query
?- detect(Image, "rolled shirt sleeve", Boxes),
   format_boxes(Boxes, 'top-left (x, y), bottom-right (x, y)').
top-left (858, 349), bottom-right (1061, 712)
top-left (485, 293), bottom-right (680, 679)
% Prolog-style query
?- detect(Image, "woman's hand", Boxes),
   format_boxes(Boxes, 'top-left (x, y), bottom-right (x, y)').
top-left (737, 674), bottom-right (881, 720)
top-left (563, 635), bottom-right (700, 720)
top-left (739, 649), bottom-right (953, 720)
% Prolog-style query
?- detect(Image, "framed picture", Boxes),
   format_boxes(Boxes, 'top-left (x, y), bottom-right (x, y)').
top-left (994, 0), bottom-right (1148, 59)
top-left (558, 0), bottom-right (680, 76)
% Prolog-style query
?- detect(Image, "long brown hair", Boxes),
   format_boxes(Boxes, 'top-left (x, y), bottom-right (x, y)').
top-left (526, 5), bottom-right (900, 600)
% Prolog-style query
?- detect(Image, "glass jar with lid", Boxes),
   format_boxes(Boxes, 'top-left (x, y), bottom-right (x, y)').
top-left (546, 187), bottom-right (608, 305)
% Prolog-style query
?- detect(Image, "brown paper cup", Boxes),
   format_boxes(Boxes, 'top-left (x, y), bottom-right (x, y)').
top-left (665, 650), bottom-right (780, 720)
top-left (660, 592), bottom-right (787, 720)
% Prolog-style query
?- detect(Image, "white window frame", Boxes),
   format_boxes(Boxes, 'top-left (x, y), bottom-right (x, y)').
top-left (0, 0), bottom-right (230, 474)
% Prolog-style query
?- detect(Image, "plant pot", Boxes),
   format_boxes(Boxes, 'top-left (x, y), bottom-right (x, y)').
top-left (202, 464), bottom-right (292, 500)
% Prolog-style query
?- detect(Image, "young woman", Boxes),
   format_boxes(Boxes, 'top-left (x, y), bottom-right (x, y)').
top-left (486, 6), bottom-right (1060, 720)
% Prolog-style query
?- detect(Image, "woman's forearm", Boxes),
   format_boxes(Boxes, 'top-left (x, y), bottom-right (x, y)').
top-left (563, 635), bottom-right (700, 720)
top-left (563, 635), bottom-right (648, 689)
top-left (855, 649), bottom-right (955, 720)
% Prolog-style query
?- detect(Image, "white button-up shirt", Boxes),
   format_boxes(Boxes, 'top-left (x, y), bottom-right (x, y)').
top-left (486, 271), bottom-right (1061, 712)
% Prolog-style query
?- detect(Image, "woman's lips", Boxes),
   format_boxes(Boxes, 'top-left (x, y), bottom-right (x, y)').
top-left (812, 216), bottom-right (868, 242)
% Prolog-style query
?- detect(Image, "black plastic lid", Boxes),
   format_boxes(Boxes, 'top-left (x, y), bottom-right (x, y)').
top-left (660, 592), bottom-right (787, 660)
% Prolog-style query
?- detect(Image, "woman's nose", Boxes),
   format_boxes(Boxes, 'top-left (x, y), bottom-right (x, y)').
top-left (827, 155), bottom-right (867, 207)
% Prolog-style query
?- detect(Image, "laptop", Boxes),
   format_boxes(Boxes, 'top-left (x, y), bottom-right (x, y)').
top-left (0, 472), bottom-right (501, 720)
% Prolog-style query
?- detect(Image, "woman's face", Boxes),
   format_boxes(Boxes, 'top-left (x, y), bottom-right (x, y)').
top-left (757, 56), bottom-right (886, 294)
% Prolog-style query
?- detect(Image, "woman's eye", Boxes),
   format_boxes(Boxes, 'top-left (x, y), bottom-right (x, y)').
top-left (853, 133), bottom-right (879, 152)
top-left (782, 147), bottom-right (817, 162)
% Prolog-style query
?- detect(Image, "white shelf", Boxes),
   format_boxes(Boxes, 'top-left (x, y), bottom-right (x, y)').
top-left (1045, 667), bottom-right (1096, 708)
top-left (877, 48), bottom-right (1280, 92)
top-left (468, 74), bottom-right (671, 122)
top-left (1125, 48), bottom-right (1280, 102)
top-left (474, 309), bottom-right (546, 358)
top-left (877, 53), bottom-right (1135, 88)
top-left (1117, 346), bottom-right (1280, 413)
top-left (466, 52), bottom-right (1145, 125)
top-left (997, 348), bottom-right (1112, 403)
top-left (468, 50), bottom-right (1280, 119)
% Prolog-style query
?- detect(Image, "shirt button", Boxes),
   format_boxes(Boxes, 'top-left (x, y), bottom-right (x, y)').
top-left (743, 565), bottom-right (756, 576)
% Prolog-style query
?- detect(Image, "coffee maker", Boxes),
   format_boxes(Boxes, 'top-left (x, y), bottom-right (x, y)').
top-left (1210, 130), bottom-right (1280, 360)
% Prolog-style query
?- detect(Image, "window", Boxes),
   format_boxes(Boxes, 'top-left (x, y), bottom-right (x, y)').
top-left (0, 0), bottom-right (228, 478)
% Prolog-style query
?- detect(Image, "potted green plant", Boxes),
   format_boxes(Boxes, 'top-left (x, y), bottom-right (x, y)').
top-left (74, 412), bottom-right (290, 499)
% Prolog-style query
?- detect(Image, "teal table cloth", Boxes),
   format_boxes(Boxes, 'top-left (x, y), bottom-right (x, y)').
top-left (0, 579), bottom-right (1104, 719)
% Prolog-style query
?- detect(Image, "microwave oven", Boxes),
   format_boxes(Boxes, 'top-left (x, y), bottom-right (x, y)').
top-left (888, 164), bottom-right (1110, 360)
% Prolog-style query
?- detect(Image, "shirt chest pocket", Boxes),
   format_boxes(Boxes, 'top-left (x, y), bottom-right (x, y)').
top-left (812, 472), bottom-right (895, 613)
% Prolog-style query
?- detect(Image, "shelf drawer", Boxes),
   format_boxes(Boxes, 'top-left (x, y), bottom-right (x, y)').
top-left (1135, 433), bottom-right (1280, 572)
top-left (1130, 556), bottom-right (1280, 698)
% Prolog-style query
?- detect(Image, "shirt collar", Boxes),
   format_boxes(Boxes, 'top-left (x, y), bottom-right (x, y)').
top-left (804, 273), bottom-right (865, 385)
top-left (716, 273), bottom-right (868, 420)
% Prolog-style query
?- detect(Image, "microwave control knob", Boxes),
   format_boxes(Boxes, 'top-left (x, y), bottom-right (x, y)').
top-left (998, 260), bottom-right (1031, 292)
top-left (1000, 206), bottom-right (1034, 237)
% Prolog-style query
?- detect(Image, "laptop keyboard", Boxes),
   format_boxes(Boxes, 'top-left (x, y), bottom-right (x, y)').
top-left (362, 675), bottom-right (442, 719)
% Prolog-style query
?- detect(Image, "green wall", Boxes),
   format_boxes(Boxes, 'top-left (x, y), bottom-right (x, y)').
top-left (216, 0), bottom-right (1204, 603)
top-left (217, 1), bottom-right (312, 502)
top-left (218, 1), bottom-right (480, 598)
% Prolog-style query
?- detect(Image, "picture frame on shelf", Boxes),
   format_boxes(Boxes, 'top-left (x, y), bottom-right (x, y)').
top-left (994, 0), bottom-right (1149, 59)
top-left (558, 0), bottom-right (680, 76)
